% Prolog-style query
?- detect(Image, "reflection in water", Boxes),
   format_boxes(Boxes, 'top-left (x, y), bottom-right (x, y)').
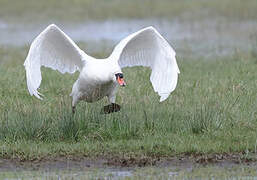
top-left (0, 18), bottom-right (256, 58)
top-left (110, 170), bottom-right (133, 177)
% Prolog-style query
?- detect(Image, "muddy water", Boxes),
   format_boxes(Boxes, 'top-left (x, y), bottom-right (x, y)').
top-left (0, 158), bottom-right (257, 179)
top-left (0, 18), bottom-right (257, 58)
top-left (1, 165), bottom-right (257, 179)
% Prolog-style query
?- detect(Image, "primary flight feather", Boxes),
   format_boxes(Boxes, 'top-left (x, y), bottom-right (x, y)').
top-left (24, 24), bottom-right (180, 113)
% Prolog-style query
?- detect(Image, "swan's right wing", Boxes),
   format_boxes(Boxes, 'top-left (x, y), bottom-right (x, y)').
top-left (24, 24), bottom-right (85, 99)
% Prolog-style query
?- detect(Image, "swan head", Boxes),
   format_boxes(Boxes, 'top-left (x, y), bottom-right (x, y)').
top-left (114, 73), bottom-right (126, 87)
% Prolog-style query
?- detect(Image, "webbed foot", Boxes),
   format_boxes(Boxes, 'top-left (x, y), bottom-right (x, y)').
top-left (102, 103), bottom-right (121, 114)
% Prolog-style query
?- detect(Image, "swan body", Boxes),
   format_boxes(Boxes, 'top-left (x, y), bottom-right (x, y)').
top-left (71, 58), bottom-right (120, 104)
top-left (24, 24), bottom-right (180, 113)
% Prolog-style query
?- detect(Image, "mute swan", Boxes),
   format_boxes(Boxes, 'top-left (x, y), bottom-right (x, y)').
top-left (24, 24), bottom-right (180, 114)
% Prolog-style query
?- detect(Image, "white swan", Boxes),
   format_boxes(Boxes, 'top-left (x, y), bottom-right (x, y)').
top-left (24, 24), bottom-right (180, 113)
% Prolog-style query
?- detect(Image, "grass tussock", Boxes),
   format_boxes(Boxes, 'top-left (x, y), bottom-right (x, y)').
top-left (0, 45), bottom-right (256, 159)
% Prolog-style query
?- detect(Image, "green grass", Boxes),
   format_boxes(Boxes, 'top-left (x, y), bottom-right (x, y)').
top-left (0, 45), bottom-right (256, 160)
top-left (0, 0), bottom-right (257, 23)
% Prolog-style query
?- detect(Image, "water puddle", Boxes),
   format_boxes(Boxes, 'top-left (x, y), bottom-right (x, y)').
top-left (0, 18), bottom-right (257, 58)
top-left (1, 166), bottom-right (257, 179)
top-left (1, 157), bottom-right (257, 179)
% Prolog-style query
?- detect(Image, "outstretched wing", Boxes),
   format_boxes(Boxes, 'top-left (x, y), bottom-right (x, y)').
top-left (111, 26), bottom-right (180, 102)
top-left (24, 24), bottom-right (85, 99)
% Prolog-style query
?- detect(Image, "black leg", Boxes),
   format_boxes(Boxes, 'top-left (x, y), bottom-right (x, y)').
top-left (72, 106), bottom-right (76, 114)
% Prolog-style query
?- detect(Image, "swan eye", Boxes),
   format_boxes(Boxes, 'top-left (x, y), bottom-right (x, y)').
top-left (115, 73), bottom-right (124, 79)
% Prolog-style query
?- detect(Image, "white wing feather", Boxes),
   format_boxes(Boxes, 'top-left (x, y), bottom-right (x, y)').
top-left (111, 26), bottom-right (180, 102)
top-left (24, 24), bottom-right (85, 99)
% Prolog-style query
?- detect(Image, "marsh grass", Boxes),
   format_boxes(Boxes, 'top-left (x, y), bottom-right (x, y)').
top-left (0, 0), bottom-right (257, 23)
top-left (0, 45), bottom-right (256, 159)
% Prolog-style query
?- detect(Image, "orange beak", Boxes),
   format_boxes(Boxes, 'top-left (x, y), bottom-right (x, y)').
top-left (117, 76), bottom-right (126, 86)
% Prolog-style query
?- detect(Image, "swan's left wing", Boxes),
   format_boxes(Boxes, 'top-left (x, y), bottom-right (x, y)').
top-left (111, 26), bottom-right (180, 102)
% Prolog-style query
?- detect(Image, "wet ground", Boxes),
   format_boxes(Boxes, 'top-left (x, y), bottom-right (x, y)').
top-left (1, 18), bottom-right (257, 58)
top-left (1, 155), bottom-right (257, 179)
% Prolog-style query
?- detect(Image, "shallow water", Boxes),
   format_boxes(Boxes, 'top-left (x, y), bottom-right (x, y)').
top-left (0, 18), bottom-right (256, 58)
top-left (1, 165), bottom-right (257, 179)
top-left (0, 157), bottom-right (257, 180)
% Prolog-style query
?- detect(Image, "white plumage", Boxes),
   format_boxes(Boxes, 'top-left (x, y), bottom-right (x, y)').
top-left (24, 24), bottom-right (180, 112)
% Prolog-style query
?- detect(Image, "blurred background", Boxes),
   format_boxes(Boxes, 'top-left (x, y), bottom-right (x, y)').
top-left (0, 0), bottom-right (256, 59)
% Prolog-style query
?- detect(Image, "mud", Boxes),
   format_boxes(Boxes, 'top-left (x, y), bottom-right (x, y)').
top-left (0, 153), bottom-right (256, 172)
